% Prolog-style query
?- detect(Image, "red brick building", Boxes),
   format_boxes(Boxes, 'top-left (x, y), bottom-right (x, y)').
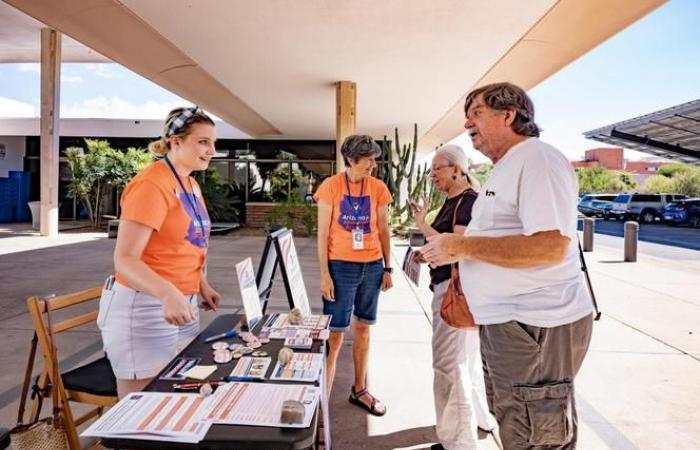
top-left (572, 147), bottom-right (625, 170)
top-left (572, 147), bottom-right (671, 185)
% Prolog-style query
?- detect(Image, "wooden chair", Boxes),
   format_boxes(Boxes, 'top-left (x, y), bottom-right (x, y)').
top-left (25, 287), bottom-right (118, 450)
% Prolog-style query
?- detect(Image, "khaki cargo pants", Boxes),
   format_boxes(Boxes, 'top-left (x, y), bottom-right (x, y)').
top-left (480, 314), bottom-right (593, 450)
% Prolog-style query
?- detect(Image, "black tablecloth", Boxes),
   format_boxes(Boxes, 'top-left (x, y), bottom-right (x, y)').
top-left (101, 314), bottom-right (321, 450)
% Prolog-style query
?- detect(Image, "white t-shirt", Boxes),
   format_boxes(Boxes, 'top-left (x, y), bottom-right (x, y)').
top-left (459, 137), bottom-right (594, 327)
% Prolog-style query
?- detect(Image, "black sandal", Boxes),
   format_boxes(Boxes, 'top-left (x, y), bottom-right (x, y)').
top-left (348, 385), bottom-right (387, 416)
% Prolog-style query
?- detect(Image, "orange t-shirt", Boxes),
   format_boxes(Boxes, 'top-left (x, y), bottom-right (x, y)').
top-left (115, 160), bottom-right (211, 295)
top-left (313, 172), bottom-right (392, 262)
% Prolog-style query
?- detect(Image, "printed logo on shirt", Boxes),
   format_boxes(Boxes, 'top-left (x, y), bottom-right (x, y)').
top-left (338, 194), bottom-right (371, 233)
top-left (485, 190), bottom-right (496, 196)
top-left (178, 193), bottom-right (211, 248)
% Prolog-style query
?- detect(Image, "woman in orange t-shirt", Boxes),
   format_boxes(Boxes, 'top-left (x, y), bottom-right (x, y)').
top-left (97, 107), bottom-right (220, 398)
top-left (314, 135), bottom-right (393, 416)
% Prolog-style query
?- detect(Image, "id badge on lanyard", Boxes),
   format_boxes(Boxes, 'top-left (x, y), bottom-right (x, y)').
top-left (345, 173), bottom-right (366, 251)
top-left (352, 228), bottom-right (364, 250)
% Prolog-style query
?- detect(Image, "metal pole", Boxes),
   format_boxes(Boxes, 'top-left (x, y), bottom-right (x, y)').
top-left (624, 221), bottom-right (639, 262)
top-left (583, 218), bottom-right (595, 252)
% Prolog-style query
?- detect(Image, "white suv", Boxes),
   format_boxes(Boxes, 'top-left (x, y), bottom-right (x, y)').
top-left (610, 193), bottom-right (687, 223)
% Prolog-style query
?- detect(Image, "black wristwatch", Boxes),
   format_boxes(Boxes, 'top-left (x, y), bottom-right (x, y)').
top-left (383, 267), bottom-right (393, 274)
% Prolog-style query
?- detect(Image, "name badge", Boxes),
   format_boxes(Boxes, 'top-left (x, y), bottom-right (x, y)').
top-left (352, 228), bottom-right (364, 250)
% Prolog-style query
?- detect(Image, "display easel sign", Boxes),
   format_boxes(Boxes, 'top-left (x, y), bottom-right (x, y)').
top-left (236, 257), bottom-right (263, 329)
top-left (256, 228), bottom-right (311, 316)
top-left (275, 230), bottom-right (311, 316)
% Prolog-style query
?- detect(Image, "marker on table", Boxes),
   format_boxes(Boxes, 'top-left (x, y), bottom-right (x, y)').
top-left (222, 376), bottom-right (266, 383)
top-left (173, 381), bottom-right (224, 391)
top-left (204, 329), bottom-right (239, 343)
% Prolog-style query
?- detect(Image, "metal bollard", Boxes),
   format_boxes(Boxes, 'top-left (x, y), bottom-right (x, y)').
top-left (624, 221), bottom-right (638, 262)
top-left (582, 218), bottom-right (595, 252)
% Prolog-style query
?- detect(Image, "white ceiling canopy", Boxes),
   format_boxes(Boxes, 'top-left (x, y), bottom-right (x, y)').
top-left (2, 0), bottom-right (666, 153)
top-left (0, 1), bottom-right (108, 62)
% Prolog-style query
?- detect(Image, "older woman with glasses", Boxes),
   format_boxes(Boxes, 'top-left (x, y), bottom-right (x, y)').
top-left (410, 144), bottom-right (496, 450)
top-left (314, 134), bottom-right (393, 416)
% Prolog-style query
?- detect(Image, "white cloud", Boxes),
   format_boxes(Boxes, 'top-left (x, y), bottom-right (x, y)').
top-left (84, 64), bottom-right (117, 79)
top-left (17, 63), bottom-right (40, 74)
top-left (0, 97), bottom-right (36, 117)
top-left (61, 96), bottom-right (189, 119)
top-left (62, 74), bottom-right (83, 84)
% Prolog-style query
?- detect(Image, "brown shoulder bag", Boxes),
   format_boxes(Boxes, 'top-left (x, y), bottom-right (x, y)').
top-left (439, 192), bottom-right (477, 329)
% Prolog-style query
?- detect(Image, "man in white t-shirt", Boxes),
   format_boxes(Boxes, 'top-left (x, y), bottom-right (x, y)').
top-left (421, 82), bottom-right (594, 450)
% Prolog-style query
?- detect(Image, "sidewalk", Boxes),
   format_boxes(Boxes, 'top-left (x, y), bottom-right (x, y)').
top-left (0, 227), bottom-right (698, 449)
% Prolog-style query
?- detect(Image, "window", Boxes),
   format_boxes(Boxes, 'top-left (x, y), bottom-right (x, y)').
top-left (631, 194), bottom-right (660, 202)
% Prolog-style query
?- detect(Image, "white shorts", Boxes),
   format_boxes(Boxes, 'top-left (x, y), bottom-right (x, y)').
top-left (97, 281), bottom-right (200, 380)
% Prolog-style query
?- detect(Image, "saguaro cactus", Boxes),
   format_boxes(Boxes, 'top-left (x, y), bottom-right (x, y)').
top-left (380, 123), bottom-right (418, 212)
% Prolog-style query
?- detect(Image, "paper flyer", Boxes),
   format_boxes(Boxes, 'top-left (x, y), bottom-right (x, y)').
top-left (277, 232), bottom-right (311, 316)
top-left (235, 257), bottom-right (263, 329)
top-left (205, 382), bottom-right (319, 428)
top-left (81, 391), bottom-right (213, 443)
top-left (229, 357), bottom-right (271, 379)
top-left (402, 246), bottom-right (421, 286)
top-left (270, 353), bottom-right (323, 382)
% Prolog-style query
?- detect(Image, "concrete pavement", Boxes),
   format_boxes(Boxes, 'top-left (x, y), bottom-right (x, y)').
top-left (0, 222), bottom-right (698, 449)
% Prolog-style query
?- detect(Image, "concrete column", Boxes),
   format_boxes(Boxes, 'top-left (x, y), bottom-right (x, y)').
top-left (335, 81), bottom-right (356, 173)
top-left (624, 221), bottom-right (638, 262)
top-left (582, 218), bottom-right (595, 252)
top-left (40, 28), bottom-right (61, 236)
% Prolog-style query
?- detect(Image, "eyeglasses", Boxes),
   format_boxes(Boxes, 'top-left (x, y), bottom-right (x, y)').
top-left (429, 164), bottom-right (452, 174)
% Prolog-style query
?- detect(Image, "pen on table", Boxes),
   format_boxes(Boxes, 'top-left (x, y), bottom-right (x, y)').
top-left (222, 376), bottom-right (266, 383)
top-left (204, 329), bottom-right (239, 343)
top-left (173, 380), bottom-right (224, 390)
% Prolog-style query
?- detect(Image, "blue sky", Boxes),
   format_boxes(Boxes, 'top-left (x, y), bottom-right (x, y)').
top-left (1, 0), bottom-right (698, 162)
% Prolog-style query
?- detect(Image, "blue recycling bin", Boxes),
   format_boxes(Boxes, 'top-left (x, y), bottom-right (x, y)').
top-left (10, 171), bottom-right (31, 222)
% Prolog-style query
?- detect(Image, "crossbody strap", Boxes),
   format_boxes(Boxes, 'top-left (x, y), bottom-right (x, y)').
top-left (450, 190), bottom-right (468, 271)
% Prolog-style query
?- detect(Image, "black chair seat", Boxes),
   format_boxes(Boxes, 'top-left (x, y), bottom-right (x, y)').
top-left (62, 356), bottom-right (117, 397)
top-left (0, 427), bottom-right (9, 450)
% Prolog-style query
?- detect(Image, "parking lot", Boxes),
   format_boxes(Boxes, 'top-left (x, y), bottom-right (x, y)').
top-left (577, 218), bottom-right (700, 251)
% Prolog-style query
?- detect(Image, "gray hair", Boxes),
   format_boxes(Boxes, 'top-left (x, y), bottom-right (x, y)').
top-left (340, 134), bottom-right (382, 166)
top-left (464, 82), bottom-right (540, 137)
top-left (434, 144), bottom-right (480, 190)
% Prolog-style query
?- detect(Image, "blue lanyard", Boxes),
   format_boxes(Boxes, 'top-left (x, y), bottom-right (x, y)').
top-left (344, 172), bottom-right (366, 211)
top-left (163, 156), bottom-right (208, 246)
top-left (344, 172), bottom-right (366, 230)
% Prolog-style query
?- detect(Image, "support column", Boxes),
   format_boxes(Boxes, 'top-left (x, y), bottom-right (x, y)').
top-left (335, 81), bottom-right (356, 173)
top-left (40, 28), bottom-right (61, 236)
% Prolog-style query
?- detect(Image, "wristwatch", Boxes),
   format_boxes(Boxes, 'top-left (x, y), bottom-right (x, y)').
top-left (383, 267), bottom-right (393, 274)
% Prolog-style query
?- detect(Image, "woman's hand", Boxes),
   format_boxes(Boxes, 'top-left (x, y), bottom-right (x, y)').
top-left (161, 289), bottom-right (196, 326)
top-left (409, 194), bottom-right (430, 226)
top-left (199, 278), bottom-right (220, 311)
top-left (320, 272), bottom-right (335, 301)
top-left (381, 272), bottom-right (393, 291)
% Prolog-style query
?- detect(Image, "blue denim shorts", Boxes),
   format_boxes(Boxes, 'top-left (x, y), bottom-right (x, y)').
top-left (323, 259), bottom-right (384, 332)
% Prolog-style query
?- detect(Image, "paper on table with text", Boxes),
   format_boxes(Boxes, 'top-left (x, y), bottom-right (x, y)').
top-left (270, 352), bottom-right (324, 382)
top-left (236, 257), bottom-right (263, 329)
top-left (81, 391), bottom-right (213, 443)
top-left (205, 382), bottom-right (319, 428)
top-left (230, 357), bottom-right (271, 379)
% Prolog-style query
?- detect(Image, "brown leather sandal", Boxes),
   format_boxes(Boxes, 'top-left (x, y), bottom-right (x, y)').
top-left (348, 385), bottom-right (387, 416)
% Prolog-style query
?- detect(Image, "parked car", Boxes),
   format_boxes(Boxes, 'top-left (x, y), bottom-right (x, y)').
top-left (592, 199), bottom-right (615, 219)
top-left (577, 194), bottom-right (617, 217)
top-left (663, 198), bottom-right (700, 227)
top-left (610, 193), bottom-right (687, 223)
